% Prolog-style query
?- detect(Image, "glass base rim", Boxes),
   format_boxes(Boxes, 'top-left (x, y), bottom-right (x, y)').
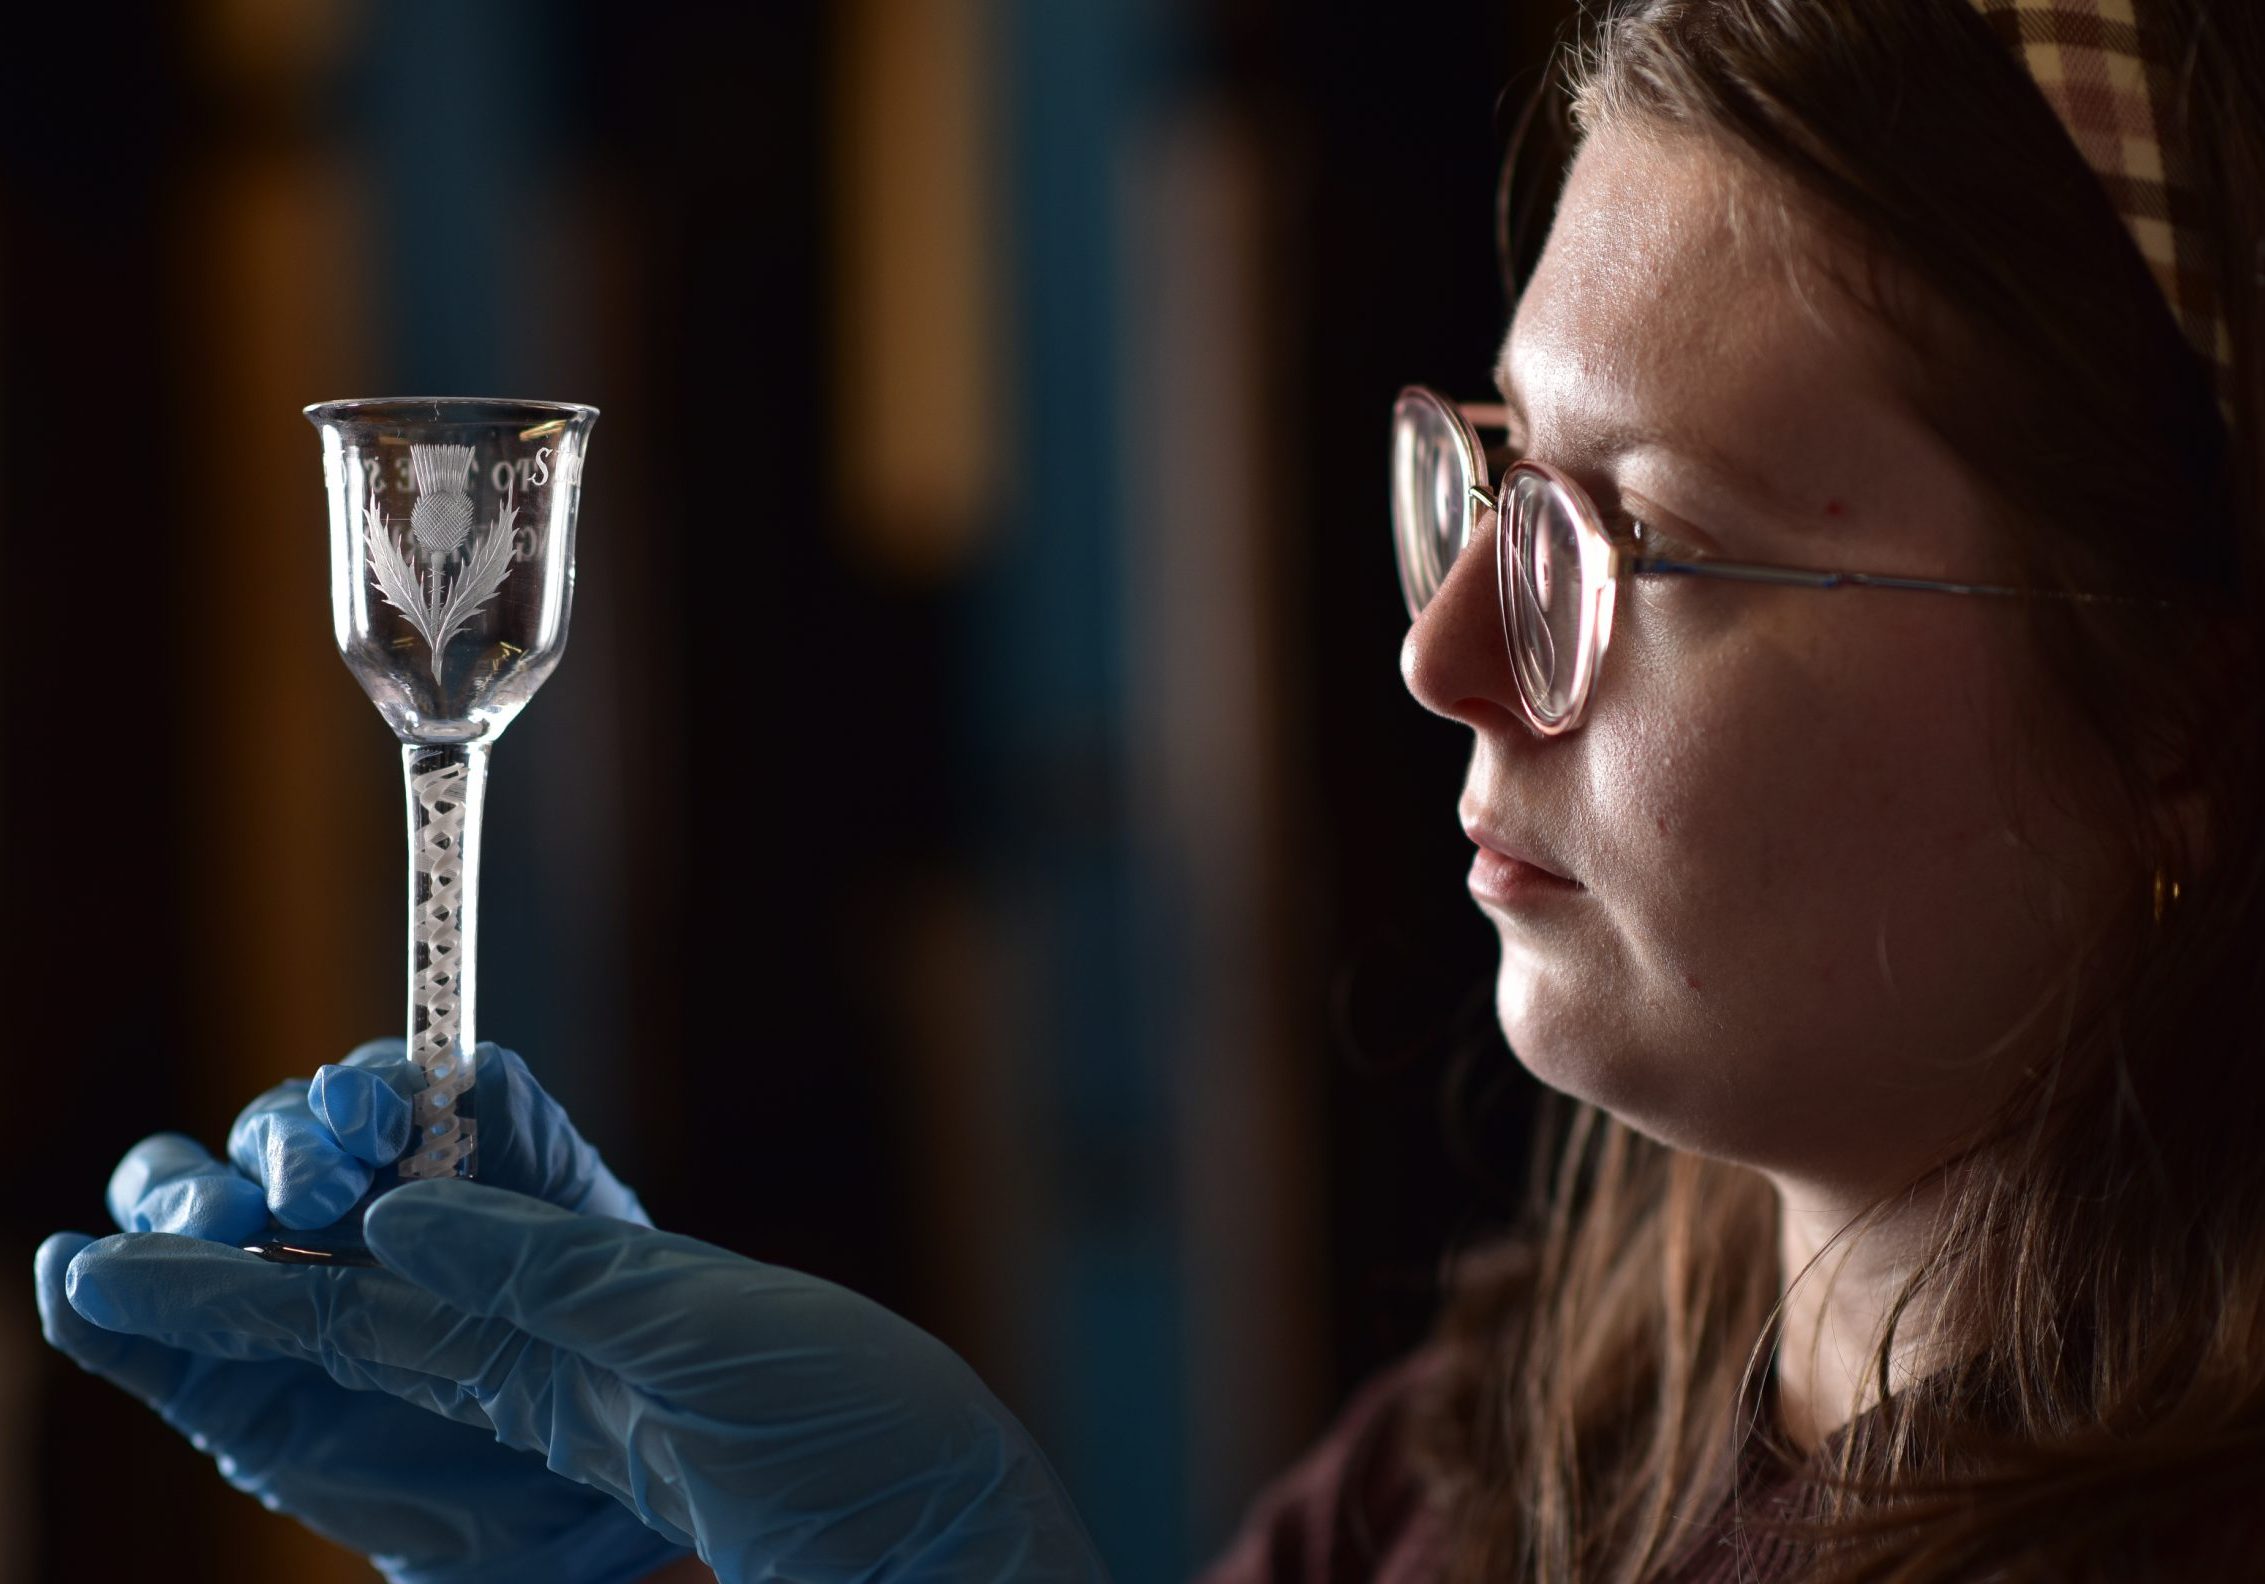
top-left (244, 1236), bottom-right (380, 1267)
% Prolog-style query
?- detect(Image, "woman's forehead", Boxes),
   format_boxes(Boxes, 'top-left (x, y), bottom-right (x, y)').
top-left (1497, 123), bottom-right (1971, 552)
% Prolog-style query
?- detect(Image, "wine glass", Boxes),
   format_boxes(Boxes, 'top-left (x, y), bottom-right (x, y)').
top-left (246, 397), bottom-right (597, 1262)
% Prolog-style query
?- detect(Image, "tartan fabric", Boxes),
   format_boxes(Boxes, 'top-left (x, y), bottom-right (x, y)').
top-left (1968, 0), bottom-right (2234, 419)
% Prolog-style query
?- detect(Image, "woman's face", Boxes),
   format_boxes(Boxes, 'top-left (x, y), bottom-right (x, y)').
top-left (1402, 122), bottom-right (2122, 1195)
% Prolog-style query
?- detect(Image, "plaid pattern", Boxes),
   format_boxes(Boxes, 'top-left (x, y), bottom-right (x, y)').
top-left (1970, 0), bottom-right (2234, 419)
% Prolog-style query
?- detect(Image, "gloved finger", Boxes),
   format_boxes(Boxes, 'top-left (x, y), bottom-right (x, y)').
top-left (42, 1234), bottom-right (693, 1581)
top-left (105, 1133), bottom-right (270, 1245)
top-left (61, 1233), bottom-right (499, 1429)
top-left (58, 1229), bottom-right (687, 1544)
top-left (338, 1036), bottom-right (410, 1069)
top-left (310, 1046), bottom-right (416, 1160)
top-left (40, 1232), bottom-right (196, 1403)
top-left (39, 1231), bottom-right (318, 1450)
top-left (228, 1078), bottom-right (380, 1231)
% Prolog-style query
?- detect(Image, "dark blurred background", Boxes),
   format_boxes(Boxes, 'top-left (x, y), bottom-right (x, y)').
top-left (3, 1), bottom-right (1572, 1578)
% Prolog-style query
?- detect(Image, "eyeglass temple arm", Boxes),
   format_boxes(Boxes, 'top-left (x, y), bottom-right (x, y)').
top-left (1457, 415), bottom-right (2158, 608)
top-left (1475, 495), bottom-right (2129, 603)
top-left (1637, 556), bottom-right (2158, 607)
top-left (1470, 491), bottom-right (2077, 599)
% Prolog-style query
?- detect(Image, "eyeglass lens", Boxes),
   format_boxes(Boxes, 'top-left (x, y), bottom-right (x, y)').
top-left (1503, 467), bottom-right (1587, 726)
top-left (1390, 390), bottom-right (1597, 728)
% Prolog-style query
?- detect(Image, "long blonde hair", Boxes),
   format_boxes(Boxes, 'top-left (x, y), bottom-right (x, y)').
top-left (1413, 2), bottom-right (2265, 1578)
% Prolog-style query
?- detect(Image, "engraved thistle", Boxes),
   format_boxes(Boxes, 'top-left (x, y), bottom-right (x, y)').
top-left (368, 442), bottom-right (518, 682)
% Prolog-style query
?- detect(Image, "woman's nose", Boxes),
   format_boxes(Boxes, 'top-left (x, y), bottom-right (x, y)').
top-left (1400, 508), bottom-right (1525, 732)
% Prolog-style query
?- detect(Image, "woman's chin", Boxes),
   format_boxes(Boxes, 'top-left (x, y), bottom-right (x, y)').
top-left (1495, 963), bottom-right (1720, 1152)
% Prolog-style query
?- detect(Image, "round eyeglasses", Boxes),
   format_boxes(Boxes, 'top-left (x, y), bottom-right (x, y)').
top-left (1390, 384), bottom-right (2142, 737)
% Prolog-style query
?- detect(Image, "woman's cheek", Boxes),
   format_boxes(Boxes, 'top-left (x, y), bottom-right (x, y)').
top-left (1583, 626), bottom-right (1895, 990)
top-left (1585, 635), bottom-right (1797, 885)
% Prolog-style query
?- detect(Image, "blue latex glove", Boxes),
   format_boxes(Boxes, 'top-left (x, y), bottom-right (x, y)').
top-left (61, 1179), bottom-right (1112, 1584)
top-left (225, 1039), bottom-right (650, 1234)
top-left (37, 1040), bottom-right (692, 1584)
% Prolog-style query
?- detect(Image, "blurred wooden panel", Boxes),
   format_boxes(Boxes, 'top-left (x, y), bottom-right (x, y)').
top-left (830, 0), bottom-right (1006, 578)
top-left (886, 869), bottom-right (1047, 1394)
top-left (180, 152), bottom-right (385, 1584)
top-left (1119, 98), bottom-right (1327, 1553)
top-left (193, 0), bottom-right (358, 88)
top-left (178, 1), bottom-right (385, 1577)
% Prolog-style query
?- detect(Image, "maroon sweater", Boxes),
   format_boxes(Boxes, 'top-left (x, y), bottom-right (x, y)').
top-left (1192, 1356), bottom-right (2265, 1581)
top-left (1191, 1353), bottom-right (1821, 1584)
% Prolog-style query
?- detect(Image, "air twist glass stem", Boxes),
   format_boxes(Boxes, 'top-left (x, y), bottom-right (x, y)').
top-left (400, 741), bottom-right (487, 1179)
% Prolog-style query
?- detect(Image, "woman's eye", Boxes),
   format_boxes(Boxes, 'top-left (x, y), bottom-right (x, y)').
top-left (1631, 518), bottom-right (1702, 560)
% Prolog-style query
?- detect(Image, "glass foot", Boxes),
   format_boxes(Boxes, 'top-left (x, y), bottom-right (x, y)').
top-left (244, 1234), bottom-right (380, 1266)
top-left (241, 1184), bottom-right (384, 1265)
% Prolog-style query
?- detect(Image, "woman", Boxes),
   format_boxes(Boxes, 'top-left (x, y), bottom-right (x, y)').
top-left (1212, 2), bottom-right (2264, 1575)
top-left (38, 2), bottom-right (2265, 1580)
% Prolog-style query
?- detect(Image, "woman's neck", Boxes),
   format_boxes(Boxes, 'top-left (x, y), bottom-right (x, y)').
top-left (1769, 1176), bottom-right (1951, 1455)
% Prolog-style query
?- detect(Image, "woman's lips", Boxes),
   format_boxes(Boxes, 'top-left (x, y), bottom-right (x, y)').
top-left (1467, 843), bottom-right (1582, 906)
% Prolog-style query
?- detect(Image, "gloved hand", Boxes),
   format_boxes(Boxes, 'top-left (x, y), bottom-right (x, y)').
top-left (36, 1040), bottom-right (694, 1584)
top-left (227, 1038), bottom-right (653, 1235)
top-left (60, 1179), bottom-right (1112, 1584)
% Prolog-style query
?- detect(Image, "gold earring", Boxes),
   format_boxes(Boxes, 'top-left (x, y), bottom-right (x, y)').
top-left (2151, 865), bottom-right (2183, 926)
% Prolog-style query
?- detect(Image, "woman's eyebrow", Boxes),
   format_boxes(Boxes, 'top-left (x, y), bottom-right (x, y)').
top-left (1490, 357), bottom-right (1815, 529)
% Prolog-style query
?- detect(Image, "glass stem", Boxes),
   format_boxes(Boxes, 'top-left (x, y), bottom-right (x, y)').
top-left (400, 741), bottom-right (488, 1179)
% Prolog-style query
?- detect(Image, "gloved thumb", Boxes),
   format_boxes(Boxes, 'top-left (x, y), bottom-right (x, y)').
top-left (362, 1180), bottom-right (727, 1377)
top-left (361, 1180), bottom-right (912, 1404)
